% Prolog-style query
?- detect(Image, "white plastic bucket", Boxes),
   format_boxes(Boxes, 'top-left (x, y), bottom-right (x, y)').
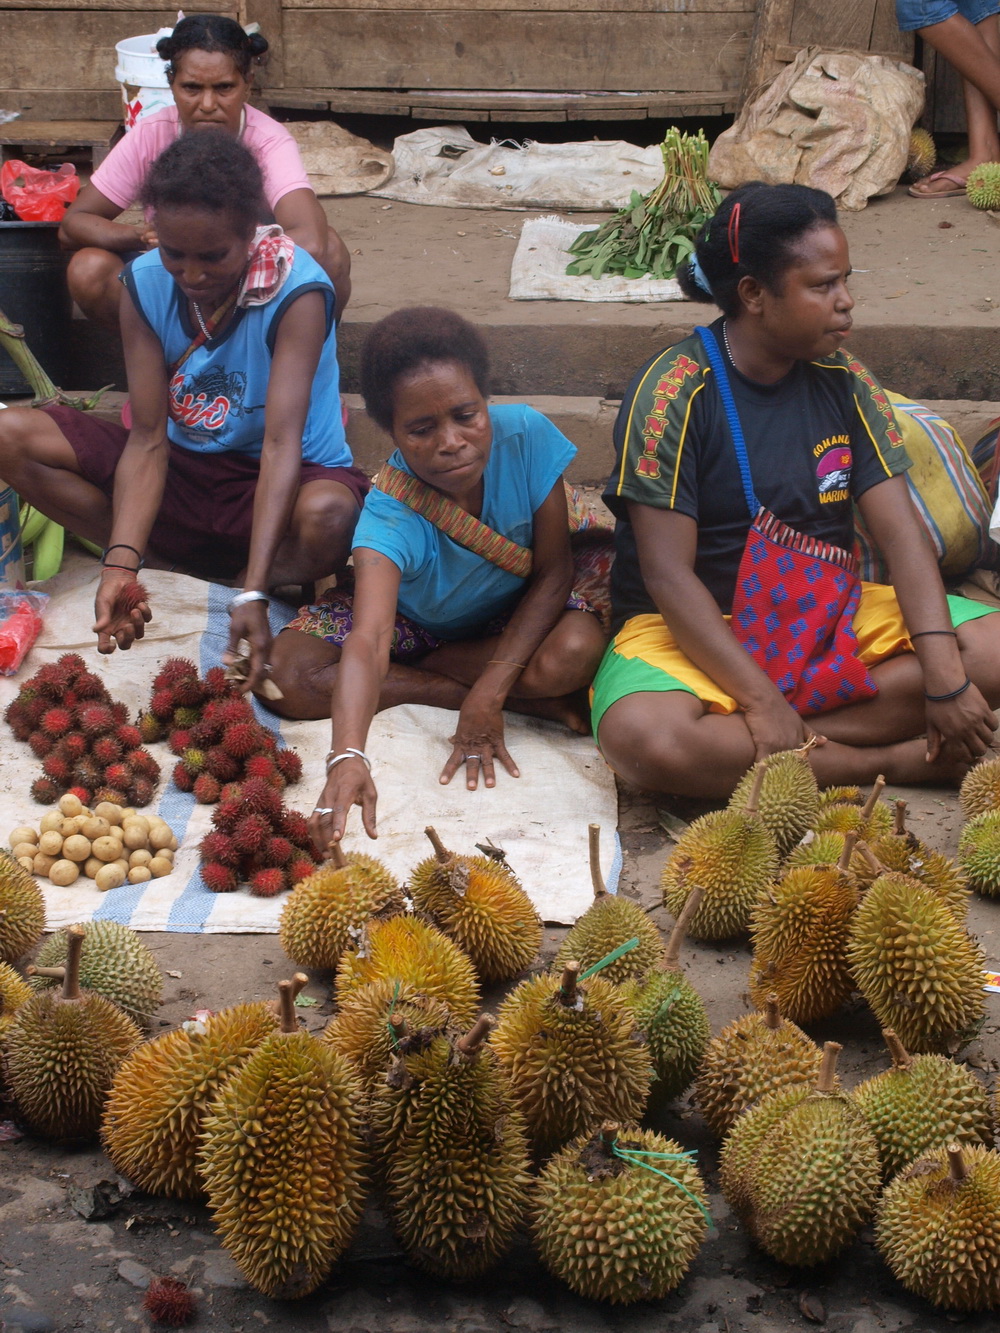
top-left (115, 33), bottom-right (175, 130)
top-left (0, 481), bottom-right (26, 591)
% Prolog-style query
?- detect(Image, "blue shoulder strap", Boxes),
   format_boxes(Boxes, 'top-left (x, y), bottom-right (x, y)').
top-left (696, 325), bottom-right (760, 518)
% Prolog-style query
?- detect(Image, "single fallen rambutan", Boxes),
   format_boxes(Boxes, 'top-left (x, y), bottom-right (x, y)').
top-left (117, 723), bottom-right (143, 751)
top-left (150, 688), bottom-right (175, 722)
top-left (168, 728), bottom-right (193, 757)
top-left (220, 721), bottom-right (261, 760)
top-left (124, 748), bottom-right (160, 781)
top-left (204, 747), bottom-right (240, 783)
top-left (236, 777), bottom-right (283, 820)
top-left (79, 704), bottom-right (115, 737)
top-left (172, 761), bottom-right (194, 793)
top-left (154, 657), bottom-right (199, 690)
top-left (93, 786), bottom-right (127, 807)
top-left (138, 711), bottom-right (164, 744)
top-left (181, 748), bottom-right (206, 777)
top-left (27, 729), bottom-right (54, 758)
top-left (202, 666), bottom-right (230, 699)
top-left (201, 862), bottom-right (238, 894)
top-left (172, 706), bottom-right (200, 730)
top-left (61, 732), bottom-right (88, 760)
top-left (142, 1275), bottom-right (196, 1327)
top-left (249, 867), bottom-right (286, 898)
top-left (200, 830), bottom-right (239, 866)
top-left (68, 785), bottom-right (93, 805)
top-left (193, 773), bottom-right (221, 805)
top-left (104, 762), bottom-right (132, 791)
top-left (31, 775), bottom-right (59, 804)
top-left (232, 814), bottom-right (270, 856)
top-left (279, 809), bottom-right (311, 846)
top-left (73, 671), bottom-right (106, 700)
top-left (92, 734), bottom-right (123, 766)
top-left (40, 706), bottom-right (73, 738)
top-left (128, 776), bottom-right (155, 808)
top-left (42, 753), bottom-right (72, 784)
top-left (264, 835), bottom-right (293, 867)
top-left (275, 748), bottom-right (303, 784)
top-left (288, 853), bottom-right (318, 884)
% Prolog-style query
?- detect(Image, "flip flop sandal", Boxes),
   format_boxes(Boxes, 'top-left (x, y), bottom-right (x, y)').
top-left (908, 170), bottom-right (968, 199)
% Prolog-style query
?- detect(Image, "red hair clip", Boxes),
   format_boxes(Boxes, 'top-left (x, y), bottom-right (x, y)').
top-left (727, 202), bottom-right (741, 265)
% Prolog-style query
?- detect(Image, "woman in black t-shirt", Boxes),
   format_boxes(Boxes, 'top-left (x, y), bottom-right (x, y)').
top-left (593, 182), bottom-right (1000, 796)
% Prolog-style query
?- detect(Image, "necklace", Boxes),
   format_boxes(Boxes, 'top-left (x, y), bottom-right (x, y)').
top-left (191, 301), bottom-right (212, 340)
top-left (721, 320), bottom-right (735, 365)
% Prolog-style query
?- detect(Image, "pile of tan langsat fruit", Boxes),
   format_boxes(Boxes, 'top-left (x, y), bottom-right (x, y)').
top-left (2, 753), bottom-right (1000, 1313)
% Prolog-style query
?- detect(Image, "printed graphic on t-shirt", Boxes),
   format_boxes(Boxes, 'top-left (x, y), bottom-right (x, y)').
top-left (168, 366), bottom-right (259, 438)
top-left (814, 434), bottom-right (853, 504)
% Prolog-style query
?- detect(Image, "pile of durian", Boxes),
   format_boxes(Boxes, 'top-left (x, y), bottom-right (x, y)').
top-left (3, 764), bottom-right (1000, 1314)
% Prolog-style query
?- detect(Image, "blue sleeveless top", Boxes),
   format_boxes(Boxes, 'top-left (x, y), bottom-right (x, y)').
top-left (123, 246), bottom-right (349, 467)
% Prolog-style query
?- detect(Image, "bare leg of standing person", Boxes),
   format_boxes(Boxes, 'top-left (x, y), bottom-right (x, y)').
top-left (911, 13), bottom-right (1000, 196)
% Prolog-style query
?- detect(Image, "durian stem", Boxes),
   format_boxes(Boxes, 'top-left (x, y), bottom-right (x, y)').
top-left (26, 964), bottom-right (65, 980)
top-left (861, 776), bottom-right (886, 821)
top-left (388, 1016), bottom-right (407, 1044)
top-left (836, 831), bottom-right (858, 876)
top-left (456, 1013), bottom-right (494, 1056)
top-left (61, 925), bottom-right (85, 1001)
top-left (328, 843), bottom-right (347, 870)
top-left (763, 994), bottom-right (782, 1030)
top-left (600, 1120), bottom-right (619, 1142)
top-left (290, 973), bottom-right (309, 1000)
top-left (893, 799), bottom-right (907, 836)
top-left (744, 761), bottom-right (767, 817)
top-left (664, 886), bottom-right (704, 968)
top-left (817, 1041), bottom-right (842, 1093)
top-left (856, 840), bottom-right (885, 877)
top-left (425, 826), bottom-right (450, 864)
top-left (588, 824), bottom-right (605, 899)
top-left (882, 1029), bottom-right (912, 1070)
top-left (559, 961), bottom-right (580, 1004)
top-left (947, 1144), bottom-right (968, 1182)
top-left (277, 980), bottom-right (297, 1034)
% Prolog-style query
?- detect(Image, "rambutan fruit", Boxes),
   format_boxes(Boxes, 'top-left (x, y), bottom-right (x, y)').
top-left (117, 723), bottom-right (143, 751)
top-left (171, 675), bottom-right (205, 708)
top-left (211, 798), bottom-right (243, 833)
top-left (244, 753), bottom-right (279, 782)
top-left (27, 730), bottom-right (54, 758)
top-left (92, 734), bottom-right (123, 766)
top-left (193, 773), bottom-right (221, 805)
top-left (138, 711), bottom-right (164, 744)
top-left (204, 748), bottom-right (240, 783)
top-left (201, 862), bottom-right (239, 894)
top-left (4, 702), bottom-right (32, 741)
top-left (33, 661), bottom-right (69, 696)
top-left (72, 760), bottom-right (102, 790)
top-left (110, 701), bottom-right (129, 726)
top-left (40, 706), bottom-right (73, 738)
top-left (61, 732), bottom-right (88, 760)
top-left (236, 777), bottom-right (283, 820)
top-left (232, 814), bottom-right (270, 856)
top-left (288, 853), bottom-right (319, 885)
top-left (154, 657), bottom-right (199, 690)
top-left (172, 761), bottom-right (194, 793)
top-left (200, 830), bottom-right (239, 866)
top-left (150, 688), bottom-right (175, 722)
top-left (104, 762), bottom-right (132, 791)
top-left (68, 785), bottom-right (92, 805)
top-left (172, 706), bottom-right (200, 730)
top-left (264, 836), bottom-right (293, 867)
top-left (275, 748), bottom-right (303, 784)
top-left (73, 671), bottom-right (105, 700)
top-left (58, 652), bottom-right (87, 679)
top-left (249, 867), bottom-right (286, 898)
top-left (219, 782), bottom-right (243, 804)
top-left (190, 719), bottom-right (222, 749)
top-left (168, 728), bottom-right (193, 757)
top-left (31, 775), bottom-right (59, 804)
top-left (79, 704), bottom-right (115, 737)
top-left (216, 696), bottom-right (255, 727)
top-left (111, 580), bottom-right (150, 620)
top-left (125, 748), bottom-right (160, 781)
top-left (61, 690), bottom-right (80, 712)
top-left (128, 776), bottom-right (155, 807)
top-left (42, 753), bottom-right (73, 784)
top-left (181, 748), bottom-right (206, 777)
top-left (24, 698), bottom-right (48, 728)
top-left (142, 1275), bottom-right (196, 1327)
top-left (279, 809), bottom-right (312, 846)
top-left (202, 666), bottom-right (230, 698)
top-left (93, 786), bottom-right (127, 807)
top-left (221, 721), bottom-right (260, 760)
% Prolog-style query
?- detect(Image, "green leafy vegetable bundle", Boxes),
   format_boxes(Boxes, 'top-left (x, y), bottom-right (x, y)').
top-left (566, 128), bottom-right (722, 281)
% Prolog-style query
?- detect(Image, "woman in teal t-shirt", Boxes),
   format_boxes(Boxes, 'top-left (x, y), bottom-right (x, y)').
top-left (268, 306), bottom-right (609, 847)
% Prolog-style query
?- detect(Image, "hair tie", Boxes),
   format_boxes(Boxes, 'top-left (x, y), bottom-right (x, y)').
top-left (688, 253), bottom-right (714, 299)
top-left (727, 202), bottom-right (741, 265)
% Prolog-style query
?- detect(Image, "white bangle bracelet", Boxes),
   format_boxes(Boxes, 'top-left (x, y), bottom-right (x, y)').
top-left (229, 589), bottom-right (269, 612)
top-left (326, 747), bottom-right (372, 774)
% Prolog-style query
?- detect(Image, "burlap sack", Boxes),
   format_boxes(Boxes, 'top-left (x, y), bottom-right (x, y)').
top-left (285, 120), bottom-right (394, 196)
top-left (709, 48), bottom-right (925, 210)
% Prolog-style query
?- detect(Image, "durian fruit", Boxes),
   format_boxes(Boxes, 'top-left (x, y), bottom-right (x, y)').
top-left (369, 1014), bottom-right (531, 1278)
top-left (784, 828), bottom-right (850, 871)
top-left (553, 824), bottom-right (663, 984)
top-left (322, 978), bottom-right (452, 1109)
top-left (966, 161), bottom-right (1000, 210)
top-left (959, 755), bottom-right (1000, 819)
top-left (102, 1001), bottom-right (279, 1198)
top-left (661, 763), bottom-right (779, 939)
top-left (532, 1121), bottom-right (709, 1303)
top-left (958, 810), bottom-right (1000, 898)
top-left (197, 980), bottom-right (367, 1298)
top-left (853, 1029), bottom-right (993, 1180)
top-left (617, 887), bottom-right (709, 1109)
top-left (747, 834), bottom-right (860, 1022)
top-left (720, 1042), bottom-right (880, 1266)
top-left (0, 959), bottom-right (32, 1052)
top-left (862, 801), bottom-right (969, 921)
top-left (729, 746), bottom-right (820, 857)
top-left (491, 961), bottom-right (652, 1157)
top-left (408, 827), bottom-right (542, 983)
top-left (334, 913), bottom-right (480, 1025)
top-left (5, 925), bottom-right (141, 1143)
top-left (27, 921), bottom-right (163, 1028)
top-left (814, 774), bottom-right (894, 838)
top-left (876, 1144), bottom-right (1000, 1311)
top-left (817, 784), bottom-right (862, 808)
top-left (0, 848), bottom-right (45, 963)
top-left (278, 843), bottom-right (405, 971)
top-left (906, 127), bottom-right (936, 180)
top-left (695, 995), bottom-right (822, 1138)
top-left (847, 872), bottom-right (986, 1052)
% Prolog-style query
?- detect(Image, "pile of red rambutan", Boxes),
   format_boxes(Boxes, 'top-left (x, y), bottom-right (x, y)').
top-left (139, 658), bottom-right (303, 805)
top-left (3, 652), bottom-right (161, 806)
top-left (198, 776), bottom-right (319, 897)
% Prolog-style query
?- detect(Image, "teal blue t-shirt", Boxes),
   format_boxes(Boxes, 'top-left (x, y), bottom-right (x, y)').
top-left (352, 403), bottom-right (576, 639)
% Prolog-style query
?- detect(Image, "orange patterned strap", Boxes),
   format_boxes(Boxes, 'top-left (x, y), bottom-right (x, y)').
top-left (374, 463), bottom-right (532, 579)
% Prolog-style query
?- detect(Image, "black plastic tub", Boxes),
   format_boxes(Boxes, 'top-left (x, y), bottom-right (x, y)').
top-left (0, 220), bottom-right (71, 397)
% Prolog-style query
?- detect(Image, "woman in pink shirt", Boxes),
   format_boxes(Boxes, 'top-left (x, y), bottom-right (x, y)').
top-left (59, 14), bottom-right (351, 326)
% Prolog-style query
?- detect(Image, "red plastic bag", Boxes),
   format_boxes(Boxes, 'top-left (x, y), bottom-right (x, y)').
top-left (1, 161), bottom-right (79, 222)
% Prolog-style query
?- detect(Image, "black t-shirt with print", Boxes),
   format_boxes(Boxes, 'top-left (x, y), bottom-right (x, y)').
top-left (602, 318), bottom-right (912, 631)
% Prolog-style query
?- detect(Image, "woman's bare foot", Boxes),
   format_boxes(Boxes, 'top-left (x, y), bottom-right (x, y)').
top-left (507, 690), bottom-right (592, 735)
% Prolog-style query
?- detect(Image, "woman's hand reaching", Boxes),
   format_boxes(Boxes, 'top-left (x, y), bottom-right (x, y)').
top-left (93, 567), bottom-right (152, 653)
top-left (743, 693), bottom-right (823, 762)
top-left (926, 683), bottom-right (998, 765)
top-left (309, 756), bottom-right (378, 852)
top-left (440, 693), bottom-right (520, 790)
top-left (224, 600), bottom-right (272, 695)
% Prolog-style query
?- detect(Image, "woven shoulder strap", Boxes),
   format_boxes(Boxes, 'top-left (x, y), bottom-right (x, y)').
top-left (374, 463), bottom-right (532, 579)
top-left (696, 325), bottom-right (761, 519)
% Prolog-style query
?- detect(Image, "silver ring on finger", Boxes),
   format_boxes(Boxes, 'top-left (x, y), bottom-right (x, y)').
top-left (313, 807), bottom-right (334, 815)
top-left (463, 754), bottom-right (482, 763)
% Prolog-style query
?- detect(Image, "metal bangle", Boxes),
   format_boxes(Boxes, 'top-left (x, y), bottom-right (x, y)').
top-left (925, 677), bottom-right (972, 703)
top-left (325, 747), bottom-right (372, 774)
top-left (229, 589), bottom-right (269, 613)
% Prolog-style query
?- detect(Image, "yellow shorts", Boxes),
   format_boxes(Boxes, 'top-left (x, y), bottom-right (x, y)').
top-left (590, 585), bottom-right (996, 735)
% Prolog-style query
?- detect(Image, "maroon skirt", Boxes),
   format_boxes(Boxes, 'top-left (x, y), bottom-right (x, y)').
top-left (43, 405), bottom-right (370, 580)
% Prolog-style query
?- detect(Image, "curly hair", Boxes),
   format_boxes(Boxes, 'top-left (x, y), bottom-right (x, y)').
top-left (360, 306), bottom-right (491, 432)
top-left (157, 14), bottom-right (269, 80)
top-left (677, 182), bottom-right (838, 318)
top-left (140, 128), bottom-right (265, 236)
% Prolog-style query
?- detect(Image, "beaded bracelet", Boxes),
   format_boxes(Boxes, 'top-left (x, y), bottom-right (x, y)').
top-left (925, 678), bottom-right (972, 703)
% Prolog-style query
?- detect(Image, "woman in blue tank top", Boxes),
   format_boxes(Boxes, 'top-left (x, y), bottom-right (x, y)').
top-left (0, 130), bottom-right (367, 689)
